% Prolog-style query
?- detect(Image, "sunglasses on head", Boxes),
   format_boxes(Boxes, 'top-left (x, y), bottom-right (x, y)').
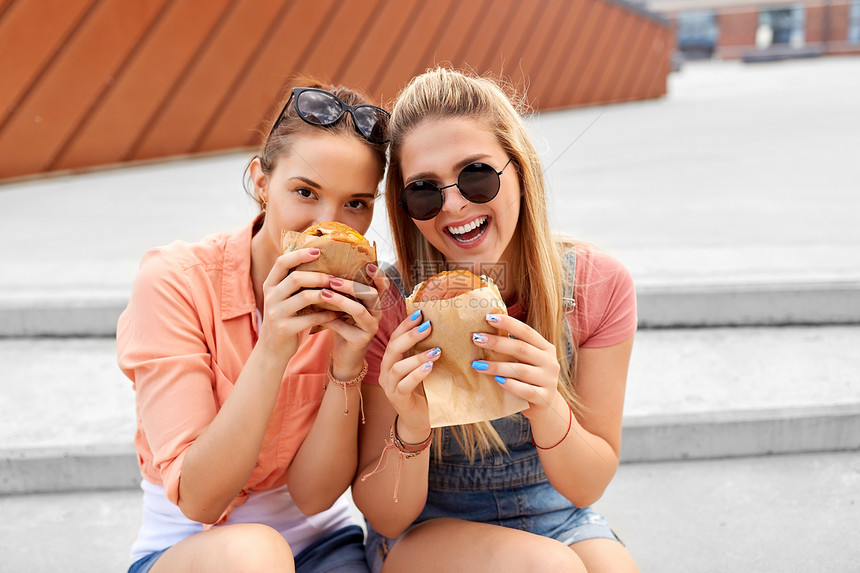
top-left (267, 87), bottom-right (390, 144)
top-left (399, 157), bottom-right (514, 221)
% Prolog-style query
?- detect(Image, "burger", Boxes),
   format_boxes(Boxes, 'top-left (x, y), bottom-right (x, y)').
top-left (281, 221), bottom-right (377, 317)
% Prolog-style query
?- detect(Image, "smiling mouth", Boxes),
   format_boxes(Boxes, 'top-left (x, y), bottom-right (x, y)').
top-left (446, 215), bottom-right (489, 243)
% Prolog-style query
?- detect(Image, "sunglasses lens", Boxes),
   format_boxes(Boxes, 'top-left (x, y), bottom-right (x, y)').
top-left (402, 181), bottom-right (443, 220)
top-left (296, 90), bottom-right (343, 125)
top-left (458, 163), bottom-right (500, 203)
top-left (353, 106), bottom-right (389, 144)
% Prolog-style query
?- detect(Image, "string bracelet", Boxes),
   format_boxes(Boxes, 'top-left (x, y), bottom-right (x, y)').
top-left (531, 402), bottom-right (573, 450)
top-left (360, 415), bottom-right (432, 502)
top-left (324, 356), bottom-right (368, 424)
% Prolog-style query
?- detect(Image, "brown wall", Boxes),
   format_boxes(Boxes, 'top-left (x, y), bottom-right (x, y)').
top-left (0, 0), bottom-right (674, 182)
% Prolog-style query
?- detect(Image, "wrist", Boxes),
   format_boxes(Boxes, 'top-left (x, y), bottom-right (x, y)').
top-left (394, 415), bottom-right (432, 445)
top-left (331, 355), bottom-right (366, 381)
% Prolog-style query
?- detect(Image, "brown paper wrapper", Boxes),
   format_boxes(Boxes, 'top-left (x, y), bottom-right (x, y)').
top-left (281, 229), bottom-right (377, 318)
top-left (406, 281), bottom-right (528, 427)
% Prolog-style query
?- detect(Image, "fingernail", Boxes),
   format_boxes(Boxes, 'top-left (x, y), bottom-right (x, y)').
top-left (409, 310), bottom-right (422, 321)
top-left (472, 333), bottom-right (488, 344)
top-left (309, 248), bottom-right (321, 256)
top-left (321, 289), bottom-right (334, 299)
top-left (417, 320), bottom-right (431, 333)
top-left (486, 314), bottom-right (501, 323)
top-left (367, 263), bottom-right (378, 274)
top-left (421, 361), bottom-right (433, 372)
top-left (426, 347), bottom-right (441, 359)
top-left (329, 277), bottom-right (343, 287)
top-left (494, 375), bottom-right (506, 384)
top-left (471, 360), bottom-right (489, 371)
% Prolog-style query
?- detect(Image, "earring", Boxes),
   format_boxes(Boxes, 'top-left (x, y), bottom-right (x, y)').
top-left (261, 200), bottom-right (268, 213)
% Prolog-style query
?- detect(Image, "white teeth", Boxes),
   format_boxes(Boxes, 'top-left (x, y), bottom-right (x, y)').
top-left (447, 216), bottom-right (487, 235)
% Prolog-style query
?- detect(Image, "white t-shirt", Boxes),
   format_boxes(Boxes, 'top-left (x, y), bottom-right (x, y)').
top-left (130, 479), bottom-right (355, 562)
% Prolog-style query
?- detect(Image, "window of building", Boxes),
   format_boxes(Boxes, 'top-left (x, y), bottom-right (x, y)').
top-left (677, 10), bottom-right (718, 59)
top-left (849, 1), bottom-right (860, 44)
top-left (757, 4), bottom-right (805, 48)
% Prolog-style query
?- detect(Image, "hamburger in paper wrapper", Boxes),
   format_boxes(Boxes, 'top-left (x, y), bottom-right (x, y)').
top-left (281, 222), bottom-right (377, 323)
top-left (406, 270), bottom-right (528, 427)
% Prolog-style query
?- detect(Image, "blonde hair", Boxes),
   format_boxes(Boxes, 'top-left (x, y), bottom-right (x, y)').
top-left (385, 67), bottom-right (579, 460)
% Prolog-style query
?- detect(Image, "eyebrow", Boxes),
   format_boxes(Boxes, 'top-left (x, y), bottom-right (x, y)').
top-left (405, 153), bottom-right (493, 183)
top-left (288, 176), bottom-right (322, 189)
top-left (289, 176), bottom-right (377, 199)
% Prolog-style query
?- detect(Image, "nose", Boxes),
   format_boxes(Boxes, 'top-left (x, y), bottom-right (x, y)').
top-left (439, 184), bottom-right (469, 215)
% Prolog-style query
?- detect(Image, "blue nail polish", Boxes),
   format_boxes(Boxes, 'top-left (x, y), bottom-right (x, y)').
top-left (472, 332), bottom-right (488, 343)
top-left (417, 320), bottom-right (431, 333)
top-left (495, 375), bottom-right (506, 384)
top-left (421, 361), bottom-right (433, 372)
top-left (486, 314), bottom-right (501, 323)
top-left (409, 310), bottom-right (422, 321)
top-left (472, 360), bottom-right (489, 371)
top-left (427, 347), bottom-right (441, 358)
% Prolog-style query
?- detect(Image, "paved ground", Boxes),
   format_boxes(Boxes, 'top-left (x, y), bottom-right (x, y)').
top-left (2, 451), bottom-right (858, 572)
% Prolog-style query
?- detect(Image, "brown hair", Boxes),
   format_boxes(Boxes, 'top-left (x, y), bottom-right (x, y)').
top-left (244, 76), bottom-right (388, 208)
top-left (385, 67), bottom-right (579, 460)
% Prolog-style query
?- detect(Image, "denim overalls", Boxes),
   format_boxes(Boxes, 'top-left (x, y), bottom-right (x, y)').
top-left (366, 253), bottom-right (618, 571)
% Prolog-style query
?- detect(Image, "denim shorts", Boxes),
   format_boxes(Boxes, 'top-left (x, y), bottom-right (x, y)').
top-left (128, 524), bottom-right (368, 573)
top-left (364, 415), bottom-right (620, 573)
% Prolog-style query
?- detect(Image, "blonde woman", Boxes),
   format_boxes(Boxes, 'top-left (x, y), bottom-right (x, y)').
top-left (354, 68), bottom-right (638, 572)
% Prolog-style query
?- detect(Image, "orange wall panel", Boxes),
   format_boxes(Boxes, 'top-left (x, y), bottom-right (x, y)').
top-left (0, 0), bottom-right (167, 179)
top-left (0, 0), bottom-right (673, 181)
top-left (0, 0), bottom-right (94, 123)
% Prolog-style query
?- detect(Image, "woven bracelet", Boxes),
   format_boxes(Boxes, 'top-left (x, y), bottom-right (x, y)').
top-left (324, 357), bottom-right (367, 423)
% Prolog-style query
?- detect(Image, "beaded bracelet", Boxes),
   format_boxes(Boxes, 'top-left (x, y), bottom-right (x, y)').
top-left (532, 402), bottom-right (573, 450)
top-left (323, 357), bottom-right (367, 423)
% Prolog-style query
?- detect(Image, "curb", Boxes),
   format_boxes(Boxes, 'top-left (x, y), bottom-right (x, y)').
top-left (636, 280), bottom-right (860, 328)
top-left (3, 404), bottom-right (858, 495)
top-left (2, 280), bottom-right (860, 337)
top-left (620, 403), bottom-right (860, 463)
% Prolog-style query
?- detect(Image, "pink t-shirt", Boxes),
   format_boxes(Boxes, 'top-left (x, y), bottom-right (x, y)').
top-left (364, 244), bottom-right (636, 386)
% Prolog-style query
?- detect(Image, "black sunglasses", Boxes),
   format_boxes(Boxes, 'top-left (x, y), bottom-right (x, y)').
top-left (399, 158), bottom-right (514, 221)
top-left (267, 87), bottom-right (390, 144)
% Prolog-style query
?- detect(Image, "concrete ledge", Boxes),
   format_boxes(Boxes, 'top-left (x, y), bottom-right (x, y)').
top-left (637, 280), bottom-right (860, 328)
top-left (0, 444), bottom-right (139, 495)
top-left (621, 403), bottom-right (860, 463)
top-left (2, 280), bottom-right (859, 337)
top-left (0, 291), bottom-right (127, 337)
top-left (3, 404), bottom-right (858, 495)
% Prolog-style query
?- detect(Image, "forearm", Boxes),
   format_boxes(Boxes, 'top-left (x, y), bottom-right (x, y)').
top-left (529, 393), bottom-right (619, 508)
top-left (178, 345), bottom-right (290, 523)
top-left (287, 381), bottom-right (363, 514)
top-left (353, 446), bottom-right (430, 538)
top-left (351, 389), bottom-right (430, 538)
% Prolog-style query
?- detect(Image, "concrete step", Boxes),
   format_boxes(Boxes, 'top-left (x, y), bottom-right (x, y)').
top-left (1, 326), bottom-right (858, 494)
top-left (2, 278), bottom-right (859, 337)
top-left (2, 451), bottom-right (858, 572)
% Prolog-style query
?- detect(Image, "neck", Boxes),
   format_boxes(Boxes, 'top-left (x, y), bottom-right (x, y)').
top-left (250, 223), bottom-right (276, 312)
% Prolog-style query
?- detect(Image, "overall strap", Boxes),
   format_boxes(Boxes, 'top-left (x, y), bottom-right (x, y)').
top-left (561, 248), bottom-right (577, 365)
top-left (382, 262), bottom-right (408, 297)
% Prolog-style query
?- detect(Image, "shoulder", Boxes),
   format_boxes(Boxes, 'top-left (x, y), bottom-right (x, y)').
top-left (563, 241), bottom-right (637, 348)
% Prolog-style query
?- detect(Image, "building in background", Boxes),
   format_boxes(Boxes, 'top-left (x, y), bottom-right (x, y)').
top-left (645, 0), bottom-right (860, 60)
